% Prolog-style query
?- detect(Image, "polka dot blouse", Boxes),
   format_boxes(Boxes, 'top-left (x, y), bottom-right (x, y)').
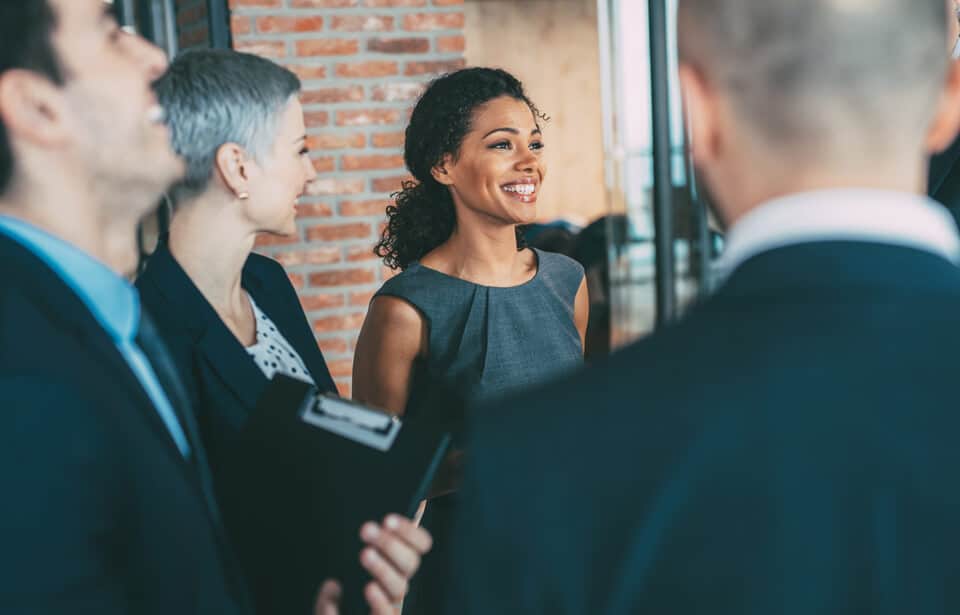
top-left (245, 295), bottom-right (315, 386)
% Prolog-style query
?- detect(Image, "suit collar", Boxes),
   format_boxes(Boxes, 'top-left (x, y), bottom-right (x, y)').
top-left (716, 240), bottom-right (960, 301)
top-left (141, 243), bottom-right (274, 413)
top-left (141, 242), bottom-right (336, 401)
top-left (143, 241), bottom-right (286, 335)
top-left (0, 215), bottom-right (139, 343)
top-left (716, 189), bottom-right (960, 284)
top-left (0, 234), bottom-right (200, 477)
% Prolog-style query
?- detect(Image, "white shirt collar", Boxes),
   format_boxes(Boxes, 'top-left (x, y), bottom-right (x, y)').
top-left (715, 189), bottom-right (960, 279)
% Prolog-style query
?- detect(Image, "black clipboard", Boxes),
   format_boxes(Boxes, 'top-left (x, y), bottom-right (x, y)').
top-left (219, 376), bottom-right (452, 615)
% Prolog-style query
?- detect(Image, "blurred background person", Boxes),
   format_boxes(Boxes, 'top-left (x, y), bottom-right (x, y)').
top-left (525, 219), bottom-right (580, 257)
top-left (570, 214), bottom-right (630, 360)
top-left (352, 67), bottom-right (589, 614)
top-left (447, 0), bottom-right (960, 613)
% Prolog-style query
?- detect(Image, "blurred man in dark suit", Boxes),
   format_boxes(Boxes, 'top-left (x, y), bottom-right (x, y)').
top-left (448, 1), bottom-right (960, 613)
top-left (0, 2), bottom-right (429, 613)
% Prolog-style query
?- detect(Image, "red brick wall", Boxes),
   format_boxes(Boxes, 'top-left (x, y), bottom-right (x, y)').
top-left (228, 0), bottom-right (466, 396)
top-left (175, 0), bottom-right (212, 50)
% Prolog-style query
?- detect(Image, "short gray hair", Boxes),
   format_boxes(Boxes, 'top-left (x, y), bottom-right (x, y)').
top-left (678, 0), bottom-right (951, 155)
top-left (155, 49), bottom-right (301, 205)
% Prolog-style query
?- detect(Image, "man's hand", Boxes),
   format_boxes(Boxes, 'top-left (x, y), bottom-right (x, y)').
top-left (314, 515), bottom-right (433, 615)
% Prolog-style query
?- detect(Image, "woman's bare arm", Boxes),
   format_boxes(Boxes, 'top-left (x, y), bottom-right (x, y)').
top-left (352, 296), bottom-right (427, 416)
top-left (574, 277), bottom-right (590, 353)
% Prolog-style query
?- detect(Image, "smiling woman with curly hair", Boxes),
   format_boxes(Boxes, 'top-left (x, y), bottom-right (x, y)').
top-left (373, 68), bottom-right (537, 270)
top-left (353, 66), bottom-right (589, 614)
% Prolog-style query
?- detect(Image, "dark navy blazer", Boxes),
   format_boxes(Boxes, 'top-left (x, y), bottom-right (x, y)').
top-left (135, 242), bottom-right (336, 491)
top-left (0, 234), bottom-right (251, 614)
top-left (450, 240), bottom-right (960, 615)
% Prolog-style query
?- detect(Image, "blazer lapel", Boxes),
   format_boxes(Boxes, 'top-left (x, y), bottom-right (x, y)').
top-left (196, 322), bottom-right (270, 425)
top-left (243, 258), bottom-right (337, 394)
top-left (142, 243), bottom-right (270, 418)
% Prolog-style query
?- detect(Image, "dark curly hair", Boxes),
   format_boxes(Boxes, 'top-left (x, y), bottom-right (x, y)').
top-left (375, 67), bottom-right (547, 270)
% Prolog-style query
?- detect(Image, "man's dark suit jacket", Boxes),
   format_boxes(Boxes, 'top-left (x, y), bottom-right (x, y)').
top-left (448, 240), bottom-right (960, 614)
top-left (135, 242), bottom-right (337, 489)
top-left (0, 234), bottom-right (251, 614)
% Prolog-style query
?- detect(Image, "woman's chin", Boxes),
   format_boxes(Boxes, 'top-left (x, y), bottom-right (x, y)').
top-left (258, 223), bottom-right (297, 239)
top-left (278, 216), bottom-right (299, 237)
top-left (513, 208), bottom-right (538, 226)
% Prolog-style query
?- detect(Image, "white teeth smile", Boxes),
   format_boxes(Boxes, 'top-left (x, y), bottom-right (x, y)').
top-left (503, 184), bottom-right (536, 195)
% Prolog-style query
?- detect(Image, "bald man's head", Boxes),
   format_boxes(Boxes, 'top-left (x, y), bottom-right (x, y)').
top-left (678, 0), bottom-right (951, 157)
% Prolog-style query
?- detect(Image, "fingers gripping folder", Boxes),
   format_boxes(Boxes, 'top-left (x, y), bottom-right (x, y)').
top-left (219, 375), bottom-right (453, 615)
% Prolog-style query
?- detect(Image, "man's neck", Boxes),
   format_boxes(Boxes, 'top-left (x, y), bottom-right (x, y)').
top-left (718, 163), bottom-right (928, 230)
top-left (0, 179), bottom-right (141, 277)
top-left (167, 196), bottom-right (256, 315)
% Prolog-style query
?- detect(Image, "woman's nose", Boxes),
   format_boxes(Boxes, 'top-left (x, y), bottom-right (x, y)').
top-left (304, 155), bottom-right (319, 182)
top-left (515, 150), bottom-right (539, 173)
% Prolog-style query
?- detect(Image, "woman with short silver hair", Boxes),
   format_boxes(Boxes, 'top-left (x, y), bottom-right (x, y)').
top-left (136, 48), bottom-right (426, 615)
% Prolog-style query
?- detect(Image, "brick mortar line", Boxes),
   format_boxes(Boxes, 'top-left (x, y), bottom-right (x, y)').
top-left (233, 32), bottom-right (464, 41)
top-left (232, 8), bottom-right (465, 15)
top-left (308, 73), bottom-right (451, 80)
top-left (298, 99), bottom-right (444, 108)
top-left (240, 53), bottom-right (462, 64)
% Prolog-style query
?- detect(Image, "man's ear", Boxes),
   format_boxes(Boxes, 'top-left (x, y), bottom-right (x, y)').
top-left (926, 60), bottom-right (960, 155)
top-left (0, 69), bottom-right (70, 149)
top-left (678, 63), bottom-right (722, 169)
top-left (214, 142), bottom-right (251, 199)
top-left (431, 154), bottom-right (455, 186)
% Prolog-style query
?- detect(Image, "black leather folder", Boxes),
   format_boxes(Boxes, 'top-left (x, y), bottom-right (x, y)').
top-left (219, 375), bottom-right (452, 615)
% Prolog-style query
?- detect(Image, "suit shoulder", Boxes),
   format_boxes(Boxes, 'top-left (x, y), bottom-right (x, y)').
top-left (0, 282), bottom-right (72, 352)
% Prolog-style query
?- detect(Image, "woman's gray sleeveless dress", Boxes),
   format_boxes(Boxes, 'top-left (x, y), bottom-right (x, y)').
top-left (374, 247), bottom-right (585, 614)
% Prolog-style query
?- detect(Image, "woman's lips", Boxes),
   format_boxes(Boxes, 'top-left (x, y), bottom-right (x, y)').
top-left (501, 179), bottom-right (538, 203)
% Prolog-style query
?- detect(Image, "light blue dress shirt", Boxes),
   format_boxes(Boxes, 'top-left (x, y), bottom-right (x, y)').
top-left (0, 215), bottom-right (191, 457)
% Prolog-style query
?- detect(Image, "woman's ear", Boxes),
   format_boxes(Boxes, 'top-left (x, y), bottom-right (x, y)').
top-left (214, 142), bottom-right (251, 199)
top-left (678, 63), bottom-right (722, 170)
top-left (431, 154), bottom-right (455, 186)
top-left (926, 59), bottom-right (960, 155)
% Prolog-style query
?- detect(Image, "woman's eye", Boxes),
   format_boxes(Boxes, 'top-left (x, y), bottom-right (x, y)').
top-left (490, 141), bottom-right (512, 150)
top-left (530, 141), bottom-right (545, 151)
top-left (299, 147), bottom-right (310, 156)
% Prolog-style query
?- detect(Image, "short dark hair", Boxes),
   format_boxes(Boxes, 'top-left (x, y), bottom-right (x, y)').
top-left (0, 0), bottom-right (63, 195)
top-left (374, 67), bottom-right (545, 270)
top-left (154, 49), bottom-right (301, 205)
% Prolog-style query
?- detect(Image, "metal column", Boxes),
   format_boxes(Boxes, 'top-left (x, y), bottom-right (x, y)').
top-left (208, 0), bottom-right (232, 49)
top-left (648, 0), bottom-right (677, 327)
